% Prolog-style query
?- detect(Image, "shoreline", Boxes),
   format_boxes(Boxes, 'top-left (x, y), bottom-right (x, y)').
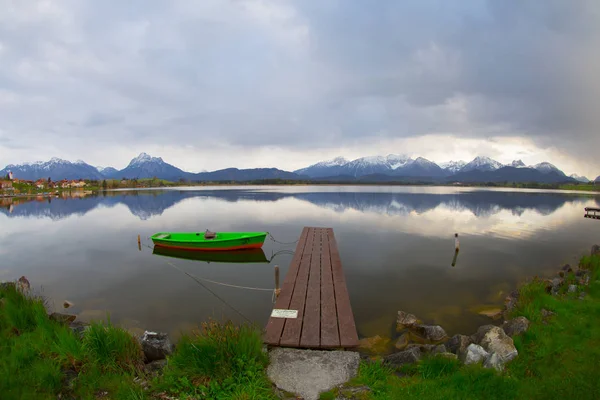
top-left (2, 245), bottom-right (600, 398)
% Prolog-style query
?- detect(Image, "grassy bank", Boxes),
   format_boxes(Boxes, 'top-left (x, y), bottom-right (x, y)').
top-left (323, 253), bottom-right (600, 400)
top-left (0, 284), bottom-right (274, 399)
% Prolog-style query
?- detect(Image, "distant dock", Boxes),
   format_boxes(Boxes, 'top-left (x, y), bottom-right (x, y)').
top-left (585, 207), bottom-right (600, 219)
top-left (264, 227), bottom-right (359, 349)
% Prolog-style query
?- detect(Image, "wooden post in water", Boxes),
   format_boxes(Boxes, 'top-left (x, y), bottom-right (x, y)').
top-left (138, 234), bottom-right (141, 251)
top-left (274, 265), bottom-right (280, 298)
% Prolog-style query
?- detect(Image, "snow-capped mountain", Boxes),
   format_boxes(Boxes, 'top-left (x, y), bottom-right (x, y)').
top-left (395, 157), bottom-right (446, 177)
top-left (0, 158), bottom-right (104, 180)
top-left (117, 152), bottom-right (188, 180)
top-left (439, 161), bottom-right (467, 174)
top-left (531, 162), bottom-right (566, 176)
top-left (594, 175), bottom-right (600, 183)
top-left (569, 174), bottom-right (589, 183)
top-left (460, 156), bottom-right (504, 173)
top-left (294, 156), bottom-right (349, 178)
top-left (510, 160), bottom-right (526, 168)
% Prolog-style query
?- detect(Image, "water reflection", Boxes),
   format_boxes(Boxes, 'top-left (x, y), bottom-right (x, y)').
top-left (1, 187), bottom-right (598, 220)
top-left (1, 186), bottom-right (599, 340)
top-left (153, 247), bottom-right (269, 264)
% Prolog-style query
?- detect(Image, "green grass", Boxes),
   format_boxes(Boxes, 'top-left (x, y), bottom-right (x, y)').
top-left (0, 285), bottom-right (274, 399)
top-left (155, 320), bottom-right (276, 399)
top-left (559, 183), bottom-right (599, 192)
top-left (321, 253), bottom-right (600, 400)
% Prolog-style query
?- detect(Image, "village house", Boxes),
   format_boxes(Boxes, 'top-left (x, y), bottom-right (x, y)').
top-left (70, 180), bottom-right (87, 188)
top-left (1, 180), bottom-right (13, 190)
top-left (35, 179), bottom-right (46, 189)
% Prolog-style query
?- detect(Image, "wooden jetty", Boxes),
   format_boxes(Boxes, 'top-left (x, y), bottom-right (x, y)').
top-left (585, 207), bottom-right (600, 219)
top-left (264, 227), bottom-right (359, 349)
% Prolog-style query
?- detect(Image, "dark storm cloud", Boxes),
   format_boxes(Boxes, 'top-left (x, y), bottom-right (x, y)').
top-left (0, 0), bottom-right (599, 160)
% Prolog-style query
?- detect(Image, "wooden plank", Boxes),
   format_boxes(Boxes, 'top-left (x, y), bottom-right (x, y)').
top-left (300, 228), bottom-right (322, 347)
top-left (279, 229), bottom-right (315, 346)
top-left (328, 228), bottom-right (359, 347)
top-left (264, 227), bottom-right (310, 345)
top-left (319, 229), bottom-right (340, 348)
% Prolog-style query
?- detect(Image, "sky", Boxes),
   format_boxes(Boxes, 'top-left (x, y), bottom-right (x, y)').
top-left (0, 0), bottom-right (599, 178)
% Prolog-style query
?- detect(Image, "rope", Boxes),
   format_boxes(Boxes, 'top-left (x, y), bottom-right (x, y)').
top-left (267, 232), bottom-right (299, 246)
top-left (161, 259), bottom-right (253, 323)
top-left (166, 261), bottom-right (273, 291)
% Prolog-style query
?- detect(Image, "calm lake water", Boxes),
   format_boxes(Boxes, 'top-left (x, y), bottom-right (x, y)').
top-left (1, 186), bottom-right (599, 340)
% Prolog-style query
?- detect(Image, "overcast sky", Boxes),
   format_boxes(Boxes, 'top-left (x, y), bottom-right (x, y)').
top-left (1, 1), bottom-right (599, 177)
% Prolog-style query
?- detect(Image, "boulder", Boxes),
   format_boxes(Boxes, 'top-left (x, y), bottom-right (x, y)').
top-left (433, 344), bottom-right (447, 355)
top-left (405, 343), bottom-right (446, 354)
top-left (144, 359), bottom-right (167, 375)
top-left (383, 347), bottom-right (422, 367)
top-left (17, 276), bottom-right (30, 292)
top-left (459, 344), bottom-right (489, 365)
top-left (49, 312), bottom-right (76, 324)
top-left (445, 334), bottom-right (472, 355)
top-left (546, 277), bottom-right (564, 295)
top-left (568, 284), bottom-right (577, 293)
top-left (412, 325), bottom-right (448, 343)
top-left (358, 335), bottom-right (391, 355)
top-left (267, 348), bottom-right (360, 400)
top-left (472, 325), bottom-right (518, 363)
top-left (396, 311), bottom-right (419, 331)
top-left (502, 317), bottom-right (530, 337)
top-left (591, 244), bottom-right (600, 256)
top-left (483, 352), bottom-right (504, 372)
top-left (139, 331), bottom-right (174, 362)
top-left (69, 321), bottom-right (89, 339)
top-left (561, 264), bottom-right (573, 273)
top-left (395, 333), bottom-right (409, 351)
top-left (504, 291), bottom-right (519, 312)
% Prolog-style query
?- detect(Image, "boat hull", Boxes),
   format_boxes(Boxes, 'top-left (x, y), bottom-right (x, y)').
top-left (151, 232), bottom-right (267, 251)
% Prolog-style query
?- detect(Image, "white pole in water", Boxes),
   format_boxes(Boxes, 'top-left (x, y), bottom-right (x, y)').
top-left (454, 233), bottom-right (460, 251)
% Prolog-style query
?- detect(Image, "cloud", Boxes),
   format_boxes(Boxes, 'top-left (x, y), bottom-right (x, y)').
top-left (0, 0), bottom-right (599, 176)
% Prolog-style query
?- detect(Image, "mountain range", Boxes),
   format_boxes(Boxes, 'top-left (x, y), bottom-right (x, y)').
top-left (1, 153), bottom-right (597, 184)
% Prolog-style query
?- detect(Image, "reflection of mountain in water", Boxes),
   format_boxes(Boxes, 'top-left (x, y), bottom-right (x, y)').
top-left (0, 189), bottom-right (597, 220)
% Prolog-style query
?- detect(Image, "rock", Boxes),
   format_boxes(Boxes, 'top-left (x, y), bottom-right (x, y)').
top-left (483, 352), bottom-right (504, 372)
top-left (63, 300), bottom-right (74, 309)
top-left (541, 308), bottom-right (556, 318)
top-left (561, 264), bottom-right (573, 273)
top-left (144, 359), bottom-right (167, 375)
top-left (412, 325), bottom-right (448, 343)
top-left (405, 343), bottom-right (445, 354)
top-left (17, 276), bottom-right (30, 292)
top-left (576, 269), bottom-right (588, 277)
top-left (472, 325), bottom-right (518, 363)
top-left (568, 284), bottom-right (577, 293)
top-left (396, 311), bottom-right (419, 331)
top-left (358, 335), bottom-right (391, 355)
top-left (579, 292), bottom-right (587, 300)
top-left (62, 368), bottom-right (78, 389)
top-left (433, 344), bottom-right (447, 354)
top-left (383, 347), bottom-right (422, 367)
top-left (546, 277), bottom-right (564, 295)
top-left (69, 321), bottom-right (89, 339)
top-left (395, 333), bottom-right (409, 351)
top-left (139, 331), bottom-right (174, 362)
top-left (579, 275), bottom-right (591, 286)
top-left (437, 352), bottom-right (458, 360)
top-left (446, 334), bottom-right (472, 355)
top-left (591, 244), bottom-right (600, 256)
top-left (336, 385), bottom-right (372, 400)
top-left (49, 312), bottom-right (76, 324)
top-left (459, 344), bottom-right (489, 365)
top-left (504, 291), bottom-right (519, 313)
top-left (503, 317), bottom-right (530, 337)
top-left (267, 348), bottom-right (360, 400)
top-left (477, 308), bottom-right (504, 320)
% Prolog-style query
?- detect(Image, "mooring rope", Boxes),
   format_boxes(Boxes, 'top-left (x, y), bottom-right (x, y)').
top-left (267, 232), bottom-right (299, 246)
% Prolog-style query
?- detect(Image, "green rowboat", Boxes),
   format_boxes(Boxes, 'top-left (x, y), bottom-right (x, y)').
top-left (152, 246), bottom-right (269, 263)
top-left (151, 231), bottom-right (267, 251)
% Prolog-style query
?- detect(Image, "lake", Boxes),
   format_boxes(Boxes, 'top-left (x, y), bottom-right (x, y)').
top-left (1, 186), bottom-right (599, 340)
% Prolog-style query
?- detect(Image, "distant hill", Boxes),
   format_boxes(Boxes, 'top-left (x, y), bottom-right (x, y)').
top-left (96, 166), bottom-right (119, 177)
top-left (113, 153), bottom-right (189, 180)
top-left (190, 168), bottom-right (304, 181)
